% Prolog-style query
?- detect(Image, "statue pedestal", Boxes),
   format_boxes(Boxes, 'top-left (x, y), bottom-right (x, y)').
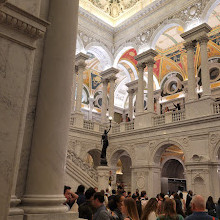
top-left (97, 166), bottom-right (111, 191)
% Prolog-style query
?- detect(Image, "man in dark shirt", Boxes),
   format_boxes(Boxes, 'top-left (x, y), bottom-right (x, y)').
top-left (79, 187), bottom-right (96, 220)
top-left (185, 195), bottom-right (217, 220)
top-left (76, 184), bottom-right (86, 206)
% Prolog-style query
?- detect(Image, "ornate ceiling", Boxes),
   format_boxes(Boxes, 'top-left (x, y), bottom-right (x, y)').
top-left (79, 0), bottom-right (156, 26)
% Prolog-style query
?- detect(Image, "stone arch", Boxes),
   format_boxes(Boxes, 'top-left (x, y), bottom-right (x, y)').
top-left (87, 149), bottom-right (101, 168)
top-left (108, 147), bottom-right (133, 168)
top-left (149, 21), bottom-right (186, 49)
top-left (161, 156), bottom-right (185, 170)
top-left (85, 42), bottom-right (114, 69)
top-left (114, 44), bottom-right (138, 67)
top-left (152, 139), bottom-right (186, 164)
top-left (201, 0), bottom-right (220, 23)
top-left (213, 139), bottom-right (220, 162)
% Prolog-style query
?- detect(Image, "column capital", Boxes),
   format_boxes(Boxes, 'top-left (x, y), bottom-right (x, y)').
top-left (109, 75), bottom-right (117, 82)
top-left (135, 49), bottom-right (158, 63)
top-left (101, 78), bottom-right (109, 84)
top-left (146, 58), bottom-right (155, 68)
top-left (183, 41), bottom-right (196, 50)
top-left (181, 23), bottom-right (212, 42)
top-left (136, 62), bottom-right (146, 71)
top-left (197, 35), bottom-right (209, 45)
top-left (100, 67), bottom-right (119, 81)
top-left (75, 52), bottom-right (89, 67)
top-left (126, 79), bottom-right (138, 91)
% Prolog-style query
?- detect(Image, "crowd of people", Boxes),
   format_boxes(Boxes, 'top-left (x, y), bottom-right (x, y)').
top-left (63, 185), bottom-right (220, 220)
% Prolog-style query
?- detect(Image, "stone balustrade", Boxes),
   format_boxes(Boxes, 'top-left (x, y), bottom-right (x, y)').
top-left (213, 101), bottom-right (220, 114)
top-left (70, 101), bottom-right (220, 131)
top-left (67, 149), bottom-right (98, 182)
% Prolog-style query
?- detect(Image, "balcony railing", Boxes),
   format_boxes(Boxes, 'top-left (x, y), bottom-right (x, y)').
top-left (172, 110), bottom-right (185, 122)
top-left (153, 110), bottom-right (185, 126)
top-left (153, 115), bottom-right (165, 126)
top-left (125, 121), bottom-right (134, 131)
top-left (112, 124), bottom-right (120, 133)
top-left (83, 120), bottom-right (94, 130)
top-left (213, 101), bottom-right (220, 114)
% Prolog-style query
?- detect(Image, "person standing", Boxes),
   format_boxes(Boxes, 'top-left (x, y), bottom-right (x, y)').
top-left (93, 192), bottom-right (113, 220)
top-left (156, 198), bottom-right (184, 220)
top-left (185, 195), bottom-right (218, 220)
top-left (206, 196), bottom-right (216, 217)
top-left (141, 198), bottom-right (158, 220)
top-left (121, 197), bottom-right (139, 220)
top-left (78, 187), bottom-right (96, 220)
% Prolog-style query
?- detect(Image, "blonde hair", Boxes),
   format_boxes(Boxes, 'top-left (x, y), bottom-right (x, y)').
top-left (124, 197), bottom-right (139, 220)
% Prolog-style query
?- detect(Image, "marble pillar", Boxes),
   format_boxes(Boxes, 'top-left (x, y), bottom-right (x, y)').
top-left (100, 67), bottom-right (119, 123)
top-left (181, 23), bottom-right (214, 118)
top-left (184, 41), bottom-right (197, 101)
top-left (128, 89), bottom-right (134, 120)
top-left (97, 166), bottom-right (111, 191)
top-left (126, 80), bottom-right (138, 121)
top-left (109, 76), bottom-right (117, 121)
top-left (88, 97), bottom-right (94, 120)
top-left (146, 59), bottom-right (155, 112)
top-left (75, 53), bottom-right (89, 113)
top-left (71, 66), bottom-right (78, 113)
top-left (198, 35), bottom-right (211, 98)
top-left (136, 63), bottom-right (145, 115)
top-left (101, 79), bottom-right (108, 123)
top-left (21, 0), bottom-right (79, 218)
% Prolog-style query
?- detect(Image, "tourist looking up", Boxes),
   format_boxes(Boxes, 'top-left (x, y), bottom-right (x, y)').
top-left (63, 185), bottom-right (78, 210)
top-left (185, 195), bottom-right (218, 220)
top-left (141, 197), bottom-right (158, 220)
top-left (156, 198), bottom-right (184, 220)
top-left (122, 197), bottom-right (139, 220)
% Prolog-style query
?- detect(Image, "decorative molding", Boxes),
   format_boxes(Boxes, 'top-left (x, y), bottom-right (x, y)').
top-left (115, 0), bottom-right (210, 52)
top-left (67, 149), bottom-right (98, 182)
top-left (0, 3), bottom-right (48, 41)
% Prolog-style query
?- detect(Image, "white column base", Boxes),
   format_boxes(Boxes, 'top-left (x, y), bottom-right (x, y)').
top-left (97, 166), bottom-right (111, 191)
top-left (23, 212), bottom-right (80, 220)
top-left (8, 196), bottom-right (24, 220)
top-left (134, 112), bottom-right (156, 129)
top-left (185, 96), bottom-right (214, 119)
top-left (72, 112), bottom-right (84, 128)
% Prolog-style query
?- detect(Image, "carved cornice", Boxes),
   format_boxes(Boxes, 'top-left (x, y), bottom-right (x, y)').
top-left (0, 3), bottom-right (48, 41)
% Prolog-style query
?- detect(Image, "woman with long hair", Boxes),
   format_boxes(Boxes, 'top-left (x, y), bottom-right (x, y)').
top-left (141, 198), bottom-right (158, 220)
top-left (108, 194), bottom-right (125, 220)
top-left (156, 198), bottom-right (184, 220)
top-left (122, 197), bottom-right (139, 220)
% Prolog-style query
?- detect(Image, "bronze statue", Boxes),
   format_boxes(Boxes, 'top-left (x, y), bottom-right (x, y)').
top-left (100, 122), bottom-right (111, 166)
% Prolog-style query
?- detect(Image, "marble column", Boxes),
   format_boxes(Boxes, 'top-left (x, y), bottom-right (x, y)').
top-left (75, 53), bottom-right (89, 113)
top-left (136, 62), bottom-right (146, 114)
top-left (109, 76), bottom-right (117, 121)
top-left (128, 89), bottom-right (134, 120)
top-left (101, 79), bottom-right (108, 123)
top-left (198, 35), bottom-right (211, 97)
top-left (184, 41), bottom-right (197, 101)
top-left (146, 59), bottom-right (155, 112)
top-left (88, 97), bottom-right (94, 120)
top-left (71, 66), bottom-right (78, 113)
top-left (22, 0), bottom-right (79, 216)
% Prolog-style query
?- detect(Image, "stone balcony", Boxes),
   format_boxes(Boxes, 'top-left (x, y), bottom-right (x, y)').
top-left (70, 101), bottom-right (220, 134)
